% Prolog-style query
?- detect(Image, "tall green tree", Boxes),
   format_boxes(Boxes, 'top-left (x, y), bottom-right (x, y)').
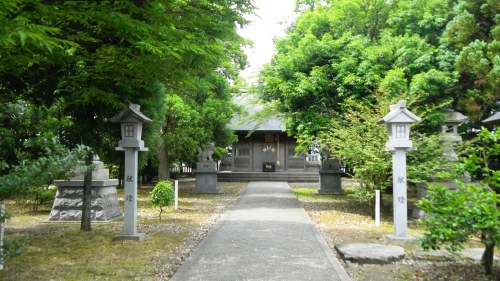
top-left (443, 0), bottom-right (500, 121)
top-left (258, 0), bottom-right (499, 150)
top-left (154, 0), bottom-right (252, 179)
top-left (1, 1), bottom-right (254, 229)
top-left (158, 93), bottom-right (199, 180)
top-left (386, 0), bottom-right (453, 44)
top-left (258, 0), bottom-right (456, 149)
top-left (158, 75), bottom-right (238, 180)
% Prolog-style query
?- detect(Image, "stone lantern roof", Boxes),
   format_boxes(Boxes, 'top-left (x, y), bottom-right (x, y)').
top-left (377, 100), bottom-right (421, 124)
top-left (110, 103), bottom-right (151, 150)
top-left (444, 108), bottom-right (468, 124)
top-left (110, 103), bottom-right (152, 123)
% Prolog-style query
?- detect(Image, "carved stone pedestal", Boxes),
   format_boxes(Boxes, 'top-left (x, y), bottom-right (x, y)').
top-left (316, 159), bottom-right (344, 195)
top-left (194, 162), bottom-right (221, 194)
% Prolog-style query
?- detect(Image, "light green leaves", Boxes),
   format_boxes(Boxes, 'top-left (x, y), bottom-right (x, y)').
top-left (150, 181), bottom-right (175, 219)
top-left (418, 182), bottom-right (499, 254)
top-left (419, 127), bottom-right (500, 275)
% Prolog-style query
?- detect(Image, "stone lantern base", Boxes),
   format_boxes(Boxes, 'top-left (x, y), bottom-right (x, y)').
top-left (47, 157), bottom-right (122, 222)
top-left (48, 180), bottom-right (122, 222)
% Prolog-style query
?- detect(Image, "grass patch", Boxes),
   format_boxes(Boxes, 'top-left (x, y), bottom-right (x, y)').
top-left (0, 180), bottom-right (246, 280)
top-left (293, 188), bottom-right (316, 198)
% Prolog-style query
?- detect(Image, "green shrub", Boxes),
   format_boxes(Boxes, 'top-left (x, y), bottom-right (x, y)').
top-left (2, 237), bottom-right (28, 259)
top-left (150, 181), bottom-right (174, 220)
top-left (15, 185), bottom-right (57, 211)
top-left (418, 128), bottom-right (500, 276)
top-left (418, 183), bottom-right (499, 275)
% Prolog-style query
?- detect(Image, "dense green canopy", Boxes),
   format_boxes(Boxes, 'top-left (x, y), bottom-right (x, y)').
top-left (0, 0), bottom-right (254, 194)
top-left (257, 0), bottom-right (499, 192)
top-left (259, 0), bottom-right (499, 140)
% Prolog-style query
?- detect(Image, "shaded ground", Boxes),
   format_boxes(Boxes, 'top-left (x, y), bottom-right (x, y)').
top-left (0, 181), bottom-right (246, 280)
top-left (290, 181), bottom-right (500, 281)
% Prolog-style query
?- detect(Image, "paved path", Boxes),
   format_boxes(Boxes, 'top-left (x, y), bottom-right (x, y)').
top-left (170, 182), bottom-right (351, 281)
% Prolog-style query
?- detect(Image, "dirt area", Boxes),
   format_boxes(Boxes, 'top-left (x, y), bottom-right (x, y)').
top-left (290, 181), bottom-right (500, 281)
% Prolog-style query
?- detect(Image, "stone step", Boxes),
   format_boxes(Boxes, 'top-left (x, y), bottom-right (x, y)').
top-left (218, 172), bottom-right (319, 182)
top-left (335, 243), bottom-right (405, 264)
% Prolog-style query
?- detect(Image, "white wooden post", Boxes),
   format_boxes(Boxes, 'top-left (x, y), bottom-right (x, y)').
top-left (174, 180), bottom-right (178, 210)
top-left (375, 190), bottom-right (380, 227)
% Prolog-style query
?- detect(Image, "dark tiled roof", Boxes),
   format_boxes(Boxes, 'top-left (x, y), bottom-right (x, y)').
top-left (228, 93), bottom-right (285, 132)
top-left (483, 111), bottom-right (500, 125)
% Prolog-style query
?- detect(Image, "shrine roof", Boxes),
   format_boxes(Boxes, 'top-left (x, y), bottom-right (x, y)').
top-left (482, 111), bottom-right (500, 125)
top-left (228, 92), bottom-right (285, 132)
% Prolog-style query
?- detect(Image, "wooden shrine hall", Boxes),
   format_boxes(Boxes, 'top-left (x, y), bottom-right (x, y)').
top-left (218, 93), bottom-right (320, 182)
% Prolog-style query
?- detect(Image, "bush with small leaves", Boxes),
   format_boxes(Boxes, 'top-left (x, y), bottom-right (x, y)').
top-left (418, 128), bottom-right (500, 276)
top-left (150, 181), bottom-right (174, 220)
top-left (418, 183), bottom-right (499, 275)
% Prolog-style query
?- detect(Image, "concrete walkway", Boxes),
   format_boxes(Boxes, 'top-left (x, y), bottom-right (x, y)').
top-left (170, 182), bottom-right (351, 281)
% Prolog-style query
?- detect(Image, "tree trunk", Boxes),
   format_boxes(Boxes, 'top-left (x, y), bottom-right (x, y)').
top-left (368, 194), bottom-right (375, 218)
top-left (482, 241), bottom-right (495, 275)
top-left (80, 151), bottom-right (93, 231)
top-left (165, 154), bottom-right (170, 180)
top-left (158, 139), bottom-right (170, 181)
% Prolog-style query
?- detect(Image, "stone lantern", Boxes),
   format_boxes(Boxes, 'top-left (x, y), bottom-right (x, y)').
top-left (111, 103), bottom-right (152, 241)
top-left (412, 109), bottom-right (468, 219)
top-left (378, 100), bottom-right (421, 240)
top-left (442, 109), bottom-right (468, 143)
top-left (112, 103), bottom-right (151, 149)
top-left (442, 109), bottom-right (468, 161)
top-left (378, 100), bottom-right (421, 151)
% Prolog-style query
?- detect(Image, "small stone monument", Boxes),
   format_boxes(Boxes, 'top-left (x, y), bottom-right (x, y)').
top-left (48, 155), bottom-right (121, 222)
top-left (316, 159), bottom-right (344, 194)
top-left (194, 143), bottom-right (221, 194)
top-left (378, 100), bottom-right (421, 240)
top-left (219, 153), bottom-right (232, 171)
top-left (111, 103), bottom-right (152, 242)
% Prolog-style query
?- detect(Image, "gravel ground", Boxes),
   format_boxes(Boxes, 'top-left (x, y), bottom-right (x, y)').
top-left (153, 182), bottom-right (246, 280)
